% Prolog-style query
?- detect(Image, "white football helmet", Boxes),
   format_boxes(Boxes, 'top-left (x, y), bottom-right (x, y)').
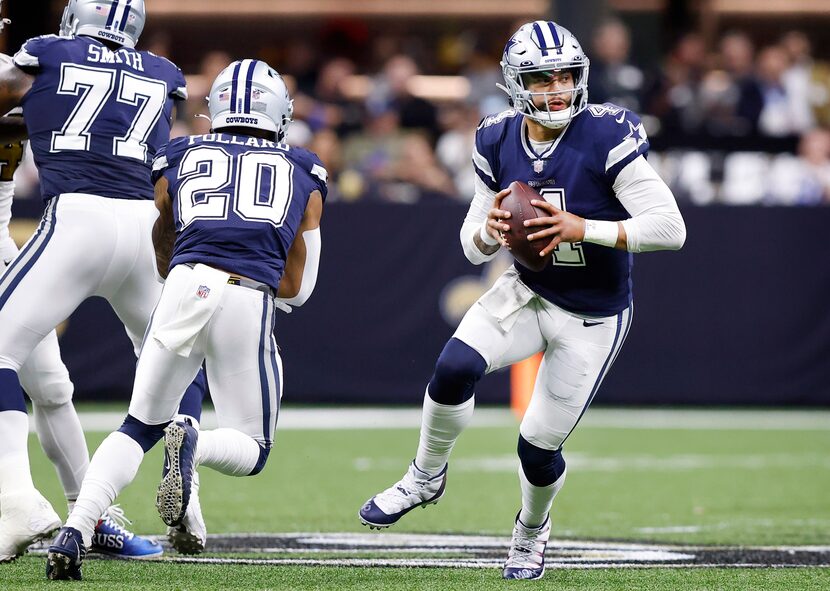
top-left (499, 20), bottom-right (590, 129)
top-left (59, 0), bottom-right (146, 48)
top-left (208, 59), bottom-right (293, 142)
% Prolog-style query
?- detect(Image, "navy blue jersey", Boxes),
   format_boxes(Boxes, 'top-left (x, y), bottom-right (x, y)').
top-left (14, 35), bottom-right (186, 201)
top-left (153, 133), bottom-right (328, 291)
top-left (473, 103), bottom-right (649, 316)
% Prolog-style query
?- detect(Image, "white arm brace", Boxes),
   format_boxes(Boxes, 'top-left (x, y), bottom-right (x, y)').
top-left (614, 155), bottom-right (687, 252)
top-left (459, 175), bottom-right (501, 265)
top-left (277, 227), bottom-right (321, 307)
top-left (0, 180), bottom-right (13, 243)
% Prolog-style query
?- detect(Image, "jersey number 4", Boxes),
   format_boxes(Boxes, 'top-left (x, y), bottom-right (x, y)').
top-left (176, 145), bottom-right (294, 229)
top-left (539, 188), bottom-right (586, 266)
top-left (51, 64), bottom-right (167, 162)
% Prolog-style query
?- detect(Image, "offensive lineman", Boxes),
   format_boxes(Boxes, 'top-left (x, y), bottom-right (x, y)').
top-left (0, 141), bottom-right (163, 561)
top-left (46, 59), bottom-right (325, 580)
top-left (0, 0), bottom-right (207, 561)
top-left (359, 21), bottom-right (686, 580)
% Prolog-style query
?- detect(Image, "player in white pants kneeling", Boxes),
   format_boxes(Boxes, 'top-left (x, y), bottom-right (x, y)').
top-left (359, 20), bottom-right (686, 581)
top-left (47, 58), bottom-right (326, 580)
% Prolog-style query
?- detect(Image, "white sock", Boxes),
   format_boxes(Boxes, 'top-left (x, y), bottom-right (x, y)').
top-left (66, 432), bottom-right (144, 548)
top-left (518, 465), bottom-right (567, 529)
top-left (33, 401), bottom-right (90, 503)
top-left (414, 389), bottom-right (475, 475)
top-left (196, 428), bottom-right (260, 476)
top-left (0, 410), bottom-right (35, 493)
top-left (174, 413), bottom-right (200, 431)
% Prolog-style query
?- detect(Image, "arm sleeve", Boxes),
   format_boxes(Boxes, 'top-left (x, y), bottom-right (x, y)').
top-left (168, 61), bottom-right (188, 100)
top-left (151, 142), bottom-right (171, 184)
top-left (614, 155), bottom-right (686, 252)
top-left (306, 152), bottom-right (329, 201)
top-left (277, 227), bottom-right (321, 307)
top-left (459, 174), bottom-right (501, 265)
top-left (13, 35), bottom-right (60, 74)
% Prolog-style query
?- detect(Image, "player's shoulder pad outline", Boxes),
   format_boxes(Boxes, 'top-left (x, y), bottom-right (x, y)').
top-left (583, 103), bottom-right (649, 173)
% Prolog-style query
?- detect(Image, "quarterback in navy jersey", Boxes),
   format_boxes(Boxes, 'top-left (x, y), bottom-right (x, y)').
top-left (359, 21), bottom-right (686, 581)
top-left (48, 59), bottom-right (325, 579)
top-left (0, 0), bottom-right (207, 567)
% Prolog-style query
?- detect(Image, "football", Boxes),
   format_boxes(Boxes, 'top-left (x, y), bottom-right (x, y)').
top-left (500, 181), bottom-right (552, 272)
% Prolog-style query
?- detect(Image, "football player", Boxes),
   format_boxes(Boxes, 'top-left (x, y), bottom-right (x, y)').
top-left (46, 59), bottom-right (325, 580)
top-left (0, 0), bottom-right (208, 561)
top-left (359, 21), bottom-right (686, 581)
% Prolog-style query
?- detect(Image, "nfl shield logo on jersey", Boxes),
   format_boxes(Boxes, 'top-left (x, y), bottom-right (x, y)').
top-left (533, 159), bottom-right (545, 174)
top-left (196, 285), bottom-right (210, 299)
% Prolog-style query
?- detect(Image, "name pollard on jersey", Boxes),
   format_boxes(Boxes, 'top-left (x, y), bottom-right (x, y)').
top-left (473, 103), bottom-right (650, 316)
top-left (14, 34), bottom-right (187, 201)
top-left (152, 133), bottom-right (328, 292)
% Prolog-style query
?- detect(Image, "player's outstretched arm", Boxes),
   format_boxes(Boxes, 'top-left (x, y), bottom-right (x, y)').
top-left (0, 54), bottom-right (33, 116)
top-left (151, 177), bottom-right (176, 280)
top-left (277, 190), bottom-right (323, 306)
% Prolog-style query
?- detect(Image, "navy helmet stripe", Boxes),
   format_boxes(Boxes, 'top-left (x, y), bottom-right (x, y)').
top-left (118, 0), bottom-right (132, 32)
top-left (547, 22), bottom-right (561, 48)
top-left (0, 198), bottom-right (58, 311)
top-left (532, 22), bottom-right (549, 56)
top-left (229, 61), bottom-right (242, 114)
top-left (244, 60), bottom-right (257, 114)
top-left (105, 0), bottom-right (120, 27)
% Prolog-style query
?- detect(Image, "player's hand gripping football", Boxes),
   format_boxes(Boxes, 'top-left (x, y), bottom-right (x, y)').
top-left (486, 187), bottom-right (513, 248)
top-left (524, 199), bottom-right (586, 257)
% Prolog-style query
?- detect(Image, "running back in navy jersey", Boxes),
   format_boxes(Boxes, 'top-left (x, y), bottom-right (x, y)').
top-left (153, 133), bottom-right (328, 291)
top-left (473, 103), bottom-right (649, 316)
top-left (14, 34), bottom-right (186, 201)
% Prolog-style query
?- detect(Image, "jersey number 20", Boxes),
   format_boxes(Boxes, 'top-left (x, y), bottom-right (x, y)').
top-left (176, 146), bottom-right (293, 229)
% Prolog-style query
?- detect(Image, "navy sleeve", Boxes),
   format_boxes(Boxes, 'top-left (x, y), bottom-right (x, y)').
top-left (151, 137), bottom-right (188, 184)
top-left (13, 35), bottom-right (63, 74)
top-left (296, 148), bottom-right (328, 201)
top-left (597, 106), bottom-right (650, 182)
top-left (472, 120), bottom-right (501, 193)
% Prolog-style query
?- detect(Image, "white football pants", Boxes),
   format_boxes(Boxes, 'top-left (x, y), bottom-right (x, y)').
top-left (454, 267), bottom-right (633, 450)
top-left (0, 194), bottom-right (163, 372)
top-left (128, 264), bottom-right (282, 446)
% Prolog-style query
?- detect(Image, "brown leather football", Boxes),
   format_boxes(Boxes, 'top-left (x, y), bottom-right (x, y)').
top-left (500, 181), bottom-right (552, 272)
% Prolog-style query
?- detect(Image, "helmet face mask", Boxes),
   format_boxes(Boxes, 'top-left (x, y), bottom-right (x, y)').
top-left (59, 0), bottom-right (146, 48)
top-left (499, 21), bottom-right (590, 130)
top-left (208, 59), bottom-right (293, 142)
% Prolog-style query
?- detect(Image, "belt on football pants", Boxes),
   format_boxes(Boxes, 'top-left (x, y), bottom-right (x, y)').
top-left (184, 263), bottom-right (274, 297)
top-left (226, 275), bottom-right (274, 297)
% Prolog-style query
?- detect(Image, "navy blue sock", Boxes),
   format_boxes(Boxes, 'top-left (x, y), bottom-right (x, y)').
top-left (177, 368), bottom-right (207, 423)
top-left (0, 368), bottom-right (26, 412)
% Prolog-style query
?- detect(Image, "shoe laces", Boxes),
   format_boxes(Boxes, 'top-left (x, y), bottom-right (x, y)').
top-left (506, 524), bottom-right (545, 567)
top-left (100, 505), bottom-right (135, 540)
top-left (374, 466), bottom-right (435, 512)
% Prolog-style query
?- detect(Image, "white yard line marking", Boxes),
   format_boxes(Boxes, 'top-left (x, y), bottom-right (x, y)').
top-left (52, 407), bottom-right (830, 433)
top-left (354, 452), bottom-right (830, 473)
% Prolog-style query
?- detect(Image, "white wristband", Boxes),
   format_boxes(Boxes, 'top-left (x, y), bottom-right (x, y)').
top-left (479, 220), bottom-right (499, 246)
top-left (583, 219), bottom-right (619, 248)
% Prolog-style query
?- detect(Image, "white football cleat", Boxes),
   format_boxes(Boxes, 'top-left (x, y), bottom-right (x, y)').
top-left (502, 512), bottom-right (551, 580)
top-left (167, 471), bottom-right (206, 554)
top-left (0, 489), bottom-right (61, 563)
top-left (358, 461), bottom-right (447, 528)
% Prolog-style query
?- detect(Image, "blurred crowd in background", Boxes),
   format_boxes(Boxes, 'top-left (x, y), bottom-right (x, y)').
top-left (12, 17), bottom-right (830, 206)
